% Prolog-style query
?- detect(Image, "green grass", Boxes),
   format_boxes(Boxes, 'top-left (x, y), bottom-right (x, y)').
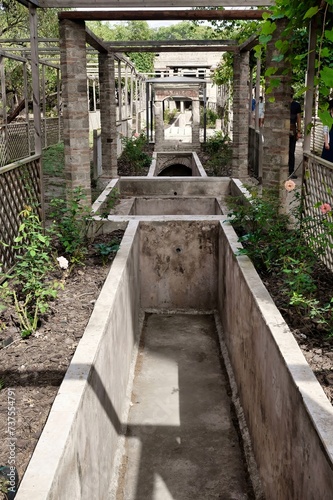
top-left (42, 142), bottom-right (65, 177)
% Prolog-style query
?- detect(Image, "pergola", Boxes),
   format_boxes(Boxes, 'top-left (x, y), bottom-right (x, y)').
top-left (17, 0), bottom-right (316, 205)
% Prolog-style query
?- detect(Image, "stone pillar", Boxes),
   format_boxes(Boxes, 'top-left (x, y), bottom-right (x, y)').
top-left (99, 52), bottom-right (117, 180)
top-left (192, 99), bottom-right (200, 149)
top-left (59, 19), bottom-right (91, 204)
top-left (154, 100), bottom-right (164, 147)
top-left (262, 17), bottom-right (290, 199)
top-left (232, 49), bottom-right (250, 179)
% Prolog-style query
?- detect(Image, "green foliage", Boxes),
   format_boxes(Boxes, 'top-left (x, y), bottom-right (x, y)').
top-left (87, 20), bottom-right (155, 73)
top-left (94, 240), bottom-right (120, 265)
top-left (0, 474), bottom-right (9, 498)
top-left (202, 131), bottom-right (232, 176)
top-left (120, 132), bottom-right (152, 175)
top-left (0, 3), bottom-right (65, 38)
top-left (0, 206), bottom-right (60, 337)
top-left (100, 188), bottom-right (120, 218)
top-left (42, 143), bottom-right (64, 177)
top-left (48, 187), bottom-right (92, 262)
top-left (164, 108), bottom-right (178, 124)
top-left (227, 186), bottom-right (333, 335)
top-left (200, 107), bottom-right (218, 128)
top-left (153, 20), bottom-right (216, 41)
top-left (257, 0), bottom-right (333, 112)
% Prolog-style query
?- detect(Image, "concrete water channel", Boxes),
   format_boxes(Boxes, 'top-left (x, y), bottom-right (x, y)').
top-left (16, 153), bottom-right (333, 499)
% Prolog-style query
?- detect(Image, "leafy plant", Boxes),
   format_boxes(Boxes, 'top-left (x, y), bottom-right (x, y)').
top-left (289, 293), bottom-right (333, 334)
top-left (0, 206), bottom-right (60, 337)
top-left (119, 132), bottom-right (152, 175)
top-left (164, 108), bottom-right (178, 125)
top-left (0, 474), bottom-right (9, 498)
top-left (100, 188), bottom-right (120, 219)
top-left (227, 185), bottom-right (333, 336)
top-left (202, 131), bottom-right (232, 176)
top-left (200, 107), bottom-right (218, 128)
top-left (94, 240), bottom-right (120, 265)
top-left (48, 187), bottom-right (92, 262)
top-left (42, 143), bottom-right (64, 177)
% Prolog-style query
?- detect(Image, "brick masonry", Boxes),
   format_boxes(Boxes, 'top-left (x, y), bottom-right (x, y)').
top-left (232, 50), bottom-right (250, 179)
top-left (59, 19), bottom-right (91, 205)
top-left (263, 17), bottom-right (290, 198)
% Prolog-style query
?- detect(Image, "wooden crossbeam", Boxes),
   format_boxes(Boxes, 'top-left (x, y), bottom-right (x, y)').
top-left (107, 40), bottom-right (237, 52)
top-left (41, 1), bottom-right (274, 8)
top-left (85, 27), bottom-right (109, 53)
top-left (58, 9), bottom-right (268, 21)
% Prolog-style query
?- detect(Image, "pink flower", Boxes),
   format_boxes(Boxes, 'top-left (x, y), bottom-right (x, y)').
top-left (133, 132), bottom-right (140, 138)
top-left (320, 203), bottom-right (331, 214)
top-left (284, 180), bottom-right (296, 192)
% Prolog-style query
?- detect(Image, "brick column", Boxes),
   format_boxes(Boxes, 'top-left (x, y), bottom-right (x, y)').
top-left (99, 52), bottom-right (117, 181)
top-left (262, 17), bottom-right (290, 199)
top-left (154, 100), bottom-right (164, 148)
top-left (59, 19), bottom-right (91, 204)
top-left (232, 49), bottom-right (250, 179)
top-left (192, 99), bottom-right (200, 149)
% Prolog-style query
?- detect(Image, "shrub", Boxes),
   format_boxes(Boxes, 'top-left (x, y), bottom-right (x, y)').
top-left (119, 132), bottom-right (151, 175)
top-left (202, 131), bottom-right (232, 176)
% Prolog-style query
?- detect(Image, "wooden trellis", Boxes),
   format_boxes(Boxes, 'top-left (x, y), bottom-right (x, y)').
top-left (0, 156), bottom-right (42, 276)
top-left (303, 153), bottom-right (333, 271)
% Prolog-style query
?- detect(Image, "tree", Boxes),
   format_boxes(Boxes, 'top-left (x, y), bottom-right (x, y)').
top-left (0, 3), bottom-right (63, 39)
top-left (86, 20), bottom-right (155, 73)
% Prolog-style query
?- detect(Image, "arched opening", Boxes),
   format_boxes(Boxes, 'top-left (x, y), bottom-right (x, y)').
top-left (158, 164), bottom-right (192, 176)
top-left (163, 96), bottom-right (193, 143)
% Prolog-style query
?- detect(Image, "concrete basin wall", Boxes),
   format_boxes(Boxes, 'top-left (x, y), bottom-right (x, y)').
top-left (15, 215), bottom-right (333, 499)
top-left (16, 221), bottom-right (141, 500)
top-left (130, 197), bottom-right (218, 215)
top-left (119, 177), bottom-right (230, 197)
top-left (218, 220), bottom-right (333, 499)
top-left (139, 220), bottom-right (219, 310)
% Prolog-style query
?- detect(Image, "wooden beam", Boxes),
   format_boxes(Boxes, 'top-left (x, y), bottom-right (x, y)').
top-left (239, 33), bottom-right (259, 52)
top-left (17, 0), bottom-right (40, 6)
top-left (41, 1), bottom-right (275, 8)
top-left (85, 27), bottom-right (108, 53)
top-left (107, 39), bottom-right (235, 47)
top-left (110, 45), bottom-right (237, 52)
top-left (107, 40), bottom-right (237, 52)
top-left (107, 39), bottom-right (236, 50)
top-left (29, 4), bottom-right (42, 156)
top-left (59, 9), bottom-right (268, 21)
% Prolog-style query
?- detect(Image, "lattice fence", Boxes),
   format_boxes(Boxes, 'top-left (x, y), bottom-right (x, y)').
top-left (0, 156), bottom-right (42, 275)
top-left (303, 153), bottom-right (333, 271)
top-left (0, 119), bottom-right (63, 167)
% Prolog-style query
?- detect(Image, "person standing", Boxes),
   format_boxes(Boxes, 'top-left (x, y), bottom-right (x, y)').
top-left (258, 96), bottom-right (265, 127)
top-left (289, 92), bottom-right (302, 178)
top-left (321, 100), bottom-right (333, 163)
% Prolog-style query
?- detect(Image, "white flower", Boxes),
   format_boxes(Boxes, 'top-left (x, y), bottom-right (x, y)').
top-left (57, 256), bottom-right (69, 270)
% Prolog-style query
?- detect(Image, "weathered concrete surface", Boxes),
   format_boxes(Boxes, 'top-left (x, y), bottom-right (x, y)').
top-left (119, 177), bottom-right (230, 198)
top-left (114, 313), bottom-right (254, 500)
top-left (140, 220), bottom-right (218, 311)
top-left (15, 221), bottom-right (142, 500)
top-left (131, 197), bottom-right (220, 215)
top-left (218, 219), bottom-right (333, 500)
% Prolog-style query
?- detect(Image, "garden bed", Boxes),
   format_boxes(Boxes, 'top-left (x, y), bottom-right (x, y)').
top-left (0, 230), bottom-right (124, 495)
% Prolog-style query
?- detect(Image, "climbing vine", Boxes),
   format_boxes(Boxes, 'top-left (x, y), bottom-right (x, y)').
top-left (256, 0), bottom-right (333, 124)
